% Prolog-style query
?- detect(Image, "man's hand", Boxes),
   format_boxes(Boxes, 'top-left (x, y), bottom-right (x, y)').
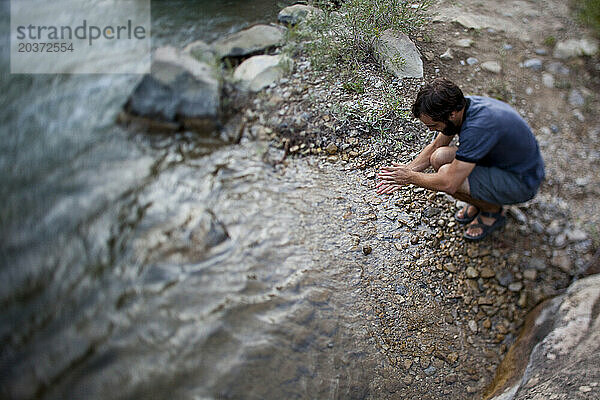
top-left (376, 163), bottom-right (412, 194)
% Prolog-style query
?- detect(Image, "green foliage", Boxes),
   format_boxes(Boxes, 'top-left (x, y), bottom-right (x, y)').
top-left (543, 35), bottom-right (557, 47)
top-left (576, 0), bottom-right (600, 36)
top-left (306, 0), bottom-right (433, 70)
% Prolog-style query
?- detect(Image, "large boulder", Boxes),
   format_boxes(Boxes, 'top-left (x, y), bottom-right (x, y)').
top-left (374, 30), bottom-right (423, 79)
top-left (484, 274), bottom-right (600, 400)
top-left (233, 54), bottom-right (293, 92)
top-left (123, 46), bottom-right (221, 134)
top-left (278, 4), bottom-right (322, 26)
top-left (212, 24), bottom-right (286, 59)
top-left (553, 38), bottom-right (599, 59)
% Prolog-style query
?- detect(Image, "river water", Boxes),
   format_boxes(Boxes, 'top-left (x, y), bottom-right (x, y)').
top-left (0, 1), bottom-right (389, 398)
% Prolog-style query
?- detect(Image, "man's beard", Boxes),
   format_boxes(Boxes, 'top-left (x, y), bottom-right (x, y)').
top-left (442, 119), bottom-right (460, 135)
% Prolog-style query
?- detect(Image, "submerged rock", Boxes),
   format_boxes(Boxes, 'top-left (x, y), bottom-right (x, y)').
top-left (374, 30), bottom-right (423, 79)
top-left (123, 46), bottom-right (220, 134)
top-left (212, 24), bottom-right (286, 59)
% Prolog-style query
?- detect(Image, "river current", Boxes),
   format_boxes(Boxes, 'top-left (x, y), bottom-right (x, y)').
top-left (0, 1), bottom-right (387, 398)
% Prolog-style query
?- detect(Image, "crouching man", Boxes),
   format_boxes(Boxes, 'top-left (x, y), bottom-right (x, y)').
top-left (377, 78), bottom-right (545, 241)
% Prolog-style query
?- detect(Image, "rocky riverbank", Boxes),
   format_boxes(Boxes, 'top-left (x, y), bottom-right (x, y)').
top-left (120, 1), bottom-right (600, 398)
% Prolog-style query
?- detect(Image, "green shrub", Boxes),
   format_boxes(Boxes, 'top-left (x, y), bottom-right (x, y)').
top-left (577, 0), bottom-right (600, 36)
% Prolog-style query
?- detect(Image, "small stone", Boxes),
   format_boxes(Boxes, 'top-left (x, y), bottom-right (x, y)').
top-left (522, 58), bottom-right (543, 70)
top-left (466, 57), bottom-right (479, 65)
top-left (579, 386), bottom-right (592, 393)
top-left (468, 320), bottom-right (478, 333)
top-left (362, 245), bottom-right (372, 255)
top-left (568, 90), bottom-right (585, 107)
top-left (551, 251), bottom-right (572, 273)
top-left (403, 359), bottom-right (413, 370)
top-left (529, 257), bottom-right (547, 271)
top-left (403, 375), bottom-right (413, 386)
top-left (518, 292), bottom-right (527, 308)
top-left (566, 229), bottom-right (587, 242)
top-left (420, 357), bottom-right (431, 369)
top-left (445, 374), bottom-right (458, 384)
top-left (440, 48), bottom-right (454, 60)
top-left (542, 73), bottom-right (555, 88)
top-left (523, 269), bottom-right (537, 280)
top-left (531, 220), bottom-right (545, 234)
top-left (455, 38), bottom-right (474, 48)
top-left (483, 319), bottom-right (492, 329)
top-left (503, 44), bottom-right (513, 51)
top-left (466, 386), bottom-right (478, 394)
top-left (466, 267), bottom-right (479, 279)
top-left (481, 61), bottom-right (501, 74)
top-left (480, 267), bottom-right (495, 279)
top-left (326, 143), bottom-right (338, 155)
top-left (508, 282), bottom-right (523, 292)
top-left (447, 352), bottom-right (459, 364)
top-left (496, 270), bottom-right (514, 287)
top-left (478, 297), bottom-right (494, 305)
top-left (411, 236), bottom-right (419, 245)
top-left (546, 62), bottom-right (570, 75)
top-left (534, 48), bottom-right (548, 55)
top-left (424, 365), bottom-right (437, 376)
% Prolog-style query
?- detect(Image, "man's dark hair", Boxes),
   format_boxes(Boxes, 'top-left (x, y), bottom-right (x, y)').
top-left (411, 78), bottom-right (466, 121)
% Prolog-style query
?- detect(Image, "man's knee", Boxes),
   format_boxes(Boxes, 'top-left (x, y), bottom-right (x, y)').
top-left (430, 146), bottom-right (456, 171)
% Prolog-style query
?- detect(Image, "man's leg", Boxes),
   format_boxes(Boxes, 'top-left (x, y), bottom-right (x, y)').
top-left (431, 147), bottom-right (504, 236)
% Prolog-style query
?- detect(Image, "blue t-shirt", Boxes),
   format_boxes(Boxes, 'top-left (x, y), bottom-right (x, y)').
top-left (447, 96), bottom-right (545, 189)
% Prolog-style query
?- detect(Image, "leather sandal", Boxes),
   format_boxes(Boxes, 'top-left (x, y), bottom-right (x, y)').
top-left (464, 209), bottom-right (506, 242)
top-left (455, 205), bottom-right (480, 224)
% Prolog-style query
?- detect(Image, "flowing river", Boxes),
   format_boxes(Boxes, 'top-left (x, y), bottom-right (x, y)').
top-left (0, 1), bottom-right (393, 398)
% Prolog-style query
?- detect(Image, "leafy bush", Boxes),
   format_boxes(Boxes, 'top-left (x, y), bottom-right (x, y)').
top-left (304, 0), bottom-right (432, 70)
top-left (576, 0), bottom-right (600, 36)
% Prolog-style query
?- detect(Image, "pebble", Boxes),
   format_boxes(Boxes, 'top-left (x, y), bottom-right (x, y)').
top-left (534, 48), bottom-right (548, 55)
top-left (566, 229), bottom-right (587, 242)
top-left (466, 267), bottom-right (479, 279)
top-left (523, 269), bottom-right (538, 280)
top-left (455, 38), bottom-right (474, 48)
top-left (496, 270), bottom-right (514, 287)
top-left (440, 48), bottom-right (454, 60)
top-left (424, 365), bottom-right (437, 376)
top-left (546, 61), bottom-right (570, 75)
top-left (468, 320), bottom-right (478, 333)
top-left (445, 374), bottom-right (458, 384)
top-left (508, 282), bottom-right (523, 292)
top-left (568, 90), bottom-right (585, 107)
top-left (363, 245), bottom-right (372, 255)
top-left (503, 44), bottom-right (513, 51)
top-left (481, 61), bottom-right (502, 74)
top-left (466, 57), bottom-right (479, 65)
top-left (447, 352), bottom-right (459, 364)
top-left (326, 142), bottom-right (339, 154)
top-left (522, 58), bottom-right (543, 70)
top-left (579, 386), bottom-right (592, 393)
top-left (542, 73), bottom-right (555, 88)
top-left (480, 267), bottom-right (496, 279)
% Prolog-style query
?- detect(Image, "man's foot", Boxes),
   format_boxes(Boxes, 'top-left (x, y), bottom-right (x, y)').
top-left (464, 208), bottom-right (506, 241)
top-left (455, 204), bottom-right (479, 224)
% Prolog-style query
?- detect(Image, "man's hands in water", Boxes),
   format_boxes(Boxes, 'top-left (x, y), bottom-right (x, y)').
top-left (376, 163), bottom-right (412, 194)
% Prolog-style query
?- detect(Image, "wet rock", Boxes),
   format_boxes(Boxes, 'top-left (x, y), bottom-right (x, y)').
top-left (123, 46), bottom-right (220, 134)
top-left (374, 30), bottom-right (423, 79)
top-left (233, 55), bottom-right (293, 92)
top-left (278, 4), bottom-right (322, 26)
top-left (485, 275), bottom-right (600, 399)
top-left (522, 58), bottom-right (543, 70)
top-left (553, 38), bottom-right (599, 59)
top-left (481, 61), bottom-right (501, 74)
top-left (440, 48), bottom-right (454, 60)
top-left (212, 24), bottom-right (286, 59)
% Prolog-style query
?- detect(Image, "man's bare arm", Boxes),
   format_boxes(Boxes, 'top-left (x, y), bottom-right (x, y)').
top-left (405, 132), bottom-right (453, 172)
